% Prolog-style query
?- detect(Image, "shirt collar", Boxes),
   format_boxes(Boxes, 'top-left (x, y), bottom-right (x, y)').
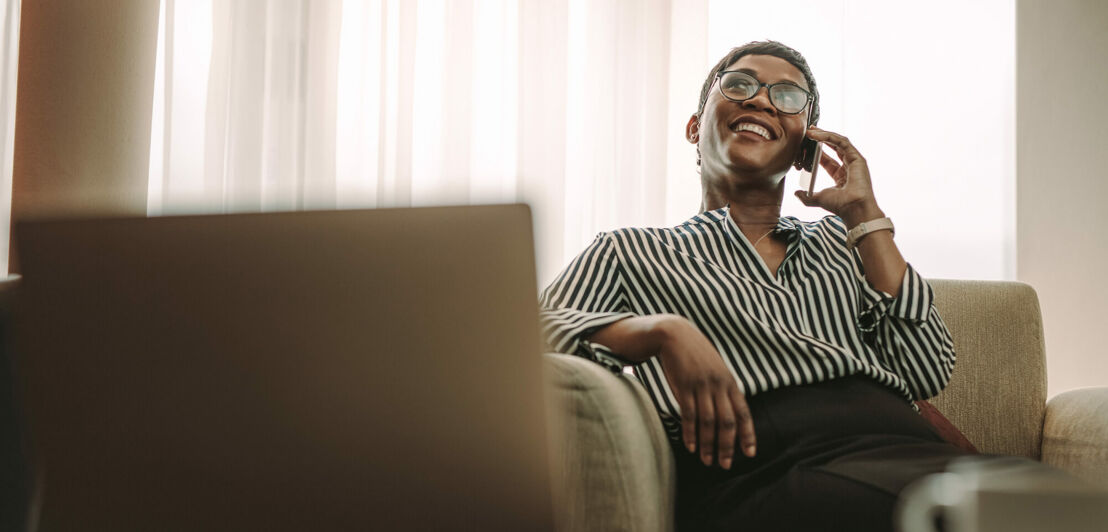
top-left (713, 204), bottom-right (802, 239)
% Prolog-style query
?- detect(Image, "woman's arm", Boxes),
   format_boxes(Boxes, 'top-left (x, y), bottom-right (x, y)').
top-left (586, 314), bottom-right (673, 363)
top-left (796, 127), bottom-right (956, 399)
top-left (589, 314), bottom-right (758, 469)
top-left (796, 127), bottom-right (909, 295)
top-left (840, 203), bottom-right (906, 297)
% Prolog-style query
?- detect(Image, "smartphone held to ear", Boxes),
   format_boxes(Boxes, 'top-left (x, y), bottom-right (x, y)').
top-left (797, 136), bottom-right (822, 196)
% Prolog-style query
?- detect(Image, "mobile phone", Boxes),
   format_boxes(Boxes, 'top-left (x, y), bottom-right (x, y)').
top-left (796, 137), bottom-right (822, 196)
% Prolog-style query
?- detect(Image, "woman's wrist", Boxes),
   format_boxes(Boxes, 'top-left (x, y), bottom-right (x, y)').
top-left (840, 201), bottom-right (886, 229)
top-left (650, 314), bottom-right (690, 352)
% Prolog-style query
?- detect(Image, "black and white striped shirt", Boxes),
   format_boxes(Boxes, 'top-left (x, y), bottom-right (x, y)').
top-left (539, 205), bottom-right (955, 440)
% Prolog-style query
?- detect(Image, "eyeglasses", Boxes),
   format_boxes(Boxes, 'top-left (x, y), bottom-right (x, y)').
top-left (715, 71), bottom-right (813, 115)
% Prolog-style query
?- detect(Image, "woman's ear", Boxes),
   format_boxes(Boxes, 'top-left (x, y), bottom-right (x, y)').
top-left (792, 136), bottom-right (810, 169)
top-left (685, 114), bottom-right (699, 144)
top-left (792, 143), bottom-right (806, 170)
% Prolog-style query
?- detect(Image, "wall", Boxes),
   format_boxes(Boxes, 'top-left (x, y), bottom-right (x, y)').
top-left (1017, 0), bottom-right (1108, 396)
top-left (10, 0), bottom-right (159, 270)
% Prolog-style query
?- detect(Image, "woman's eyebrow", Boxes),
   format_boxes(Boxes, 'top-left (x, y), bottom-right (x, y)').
top-left (736, 67), bottom-right (804, 87)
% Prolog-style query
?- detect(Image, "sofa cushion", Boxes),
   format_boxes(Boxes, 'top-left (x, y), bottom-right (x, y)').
top-left (927, 280), bottom-right (1047, 459)
top-left (544, 353), bottom-right (676, 532)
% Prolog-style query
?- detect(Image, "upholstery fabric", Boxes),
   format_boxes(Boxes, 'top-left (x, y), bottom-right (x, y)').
top-left (543, 353), bottom-right (676, 532)
top-left (1042, 387), bottom-right (1108, 488)
top-left (927, 280), bottom-right (1047, 459)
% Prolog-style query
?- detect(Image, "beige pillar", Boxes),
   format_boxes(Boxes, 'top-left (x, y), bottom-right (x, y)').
top-left (1017, 0), bottom-right (1108, 395)
top-left (10, 0), bottom-right (160, 271)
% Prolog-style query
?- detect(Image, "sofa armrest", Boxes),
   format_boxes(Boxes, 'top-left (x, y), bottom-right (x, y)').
top-left (1042, 387), bottom-right (1108, 487)
top-left (543, 353), bottom-right (675, 532)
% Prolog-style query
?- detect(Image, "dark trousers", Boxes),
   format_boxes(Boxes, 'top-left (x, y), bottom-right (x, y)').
top-left (670, 375), bottom-right (973, 532)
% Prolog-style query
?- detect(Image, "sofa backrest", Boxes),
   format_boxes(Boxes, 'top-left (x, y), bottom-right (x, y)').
top-left (928, 279), bottom-right (1047, 460)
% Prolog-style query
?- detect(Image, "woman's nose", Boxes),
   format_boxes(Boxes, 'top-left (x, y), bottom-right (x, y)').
top-left (742, 86), bottom-right (776, 114)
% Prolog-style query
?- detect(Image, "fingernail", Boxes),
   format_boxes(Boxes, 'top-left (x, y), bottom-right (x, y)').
top-left (686, 440), bottom-right (695, 453)
top-left (745, 445), bottom-right (756, 457)
top-left (721, 458), bottom-right (732, 470)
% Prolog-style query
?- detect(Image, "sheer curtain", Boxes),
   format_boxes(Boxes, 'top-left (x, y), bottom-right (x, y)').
top-left (150, 0), bottom-right (685, 285)
top-left (148, 0), bottom-right (1014, 286)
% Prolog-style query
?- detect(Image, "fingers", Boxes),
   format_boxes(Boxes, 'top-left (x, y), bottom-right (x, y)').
top-left (795, 189), bottom-right (818, 206)
top-left (715, 392), bottom-right (737, 470)
top-left (728, 384), bottom-right (757, 458)
top-left (806, 126), bottom-right (864, 164)
top-left (818, 151), bottom-right (843, 181)
top-left (696, 388), bottom-right (716, 467)
top-left (679, 392), bottom-right (697, 454)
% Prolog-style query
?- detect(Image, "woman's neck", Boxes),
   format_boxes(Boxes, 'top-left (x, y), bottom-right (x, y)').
top-left (700, 174), bottom-right (786, 224)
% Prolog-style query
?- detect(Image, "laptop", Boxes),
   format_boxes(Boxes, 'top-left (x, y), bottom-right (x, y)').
top-left (12, 205), bottom-right (556, 531)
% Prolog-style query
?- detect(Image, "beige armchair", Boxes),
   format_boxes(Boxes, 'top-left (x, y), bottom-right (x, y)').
top-left (543, 280), bottom-right (1108, 532)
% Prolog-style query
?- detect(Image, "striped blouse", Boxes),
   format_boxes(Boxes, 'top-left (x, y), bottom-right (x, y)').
top-left (538, 205), bottom-right (955, 440)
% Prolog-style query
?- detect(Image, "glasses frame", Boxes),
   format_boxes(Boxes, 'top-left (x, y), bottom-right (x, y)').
top-left (714, 70), bottom-right (814, 116)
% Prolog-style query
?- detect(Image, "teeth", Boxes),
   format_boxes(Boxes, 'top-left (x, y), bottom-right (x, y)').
top-left (736, 122), bottom-right (771, 140)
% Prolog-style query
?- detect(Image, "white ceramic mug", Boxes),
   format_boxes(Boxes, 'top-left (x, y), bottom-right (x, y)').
top-left (896, 457), bottom-right (1108, 532)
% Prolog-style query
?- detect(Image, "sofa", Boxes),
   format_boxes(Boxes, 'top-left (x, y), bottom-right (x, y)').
top-left (543, 279), bottom-right (1108, 532)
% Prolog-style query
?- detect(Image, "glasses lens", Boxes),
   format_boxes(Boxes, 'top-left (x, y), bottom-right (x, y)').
top-left (719, 72), bottom-right (759, 100)
top-left (770, 85), bottom-right (809, 114)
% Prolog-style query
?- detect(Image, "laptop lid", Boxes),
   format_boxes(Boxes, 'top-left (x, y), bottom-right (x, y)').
top-left (13, 204), bottom-right (554, 531)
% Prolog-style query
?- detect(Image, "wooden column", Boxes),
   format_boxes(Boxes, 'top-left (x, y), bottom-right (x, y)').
top-left (9, 0), bottom-right (160, 271)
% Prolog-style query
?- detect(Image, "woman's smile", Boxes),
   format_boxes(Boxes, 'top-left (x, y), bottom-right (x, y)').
top-left (691, 54), bottom-right (810, 186)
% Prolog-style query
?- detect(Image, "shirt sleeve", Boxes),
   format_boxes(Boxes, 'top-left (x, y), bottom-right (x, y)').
top-left (538, 232), bottom-right (638, 372)
top-left (854, 259), bottom-right (956, 400)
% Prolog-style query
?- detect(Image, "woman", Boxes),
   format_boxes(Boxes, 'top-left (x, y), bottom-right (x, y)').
top-left (539, 40), bottom-right (967, 531)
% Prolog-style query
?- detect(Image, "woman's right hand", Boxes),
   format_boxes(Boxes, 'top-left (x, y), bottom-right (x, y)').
top-left (656, 316), bottom-right (756, 470)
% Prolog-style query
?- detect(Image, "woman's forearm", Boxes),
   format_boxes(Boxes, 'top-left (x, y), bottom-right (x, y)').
top-left (587, 314), bottom-right (684, 363)
top-left (841, 203), bottom-right (907, 297)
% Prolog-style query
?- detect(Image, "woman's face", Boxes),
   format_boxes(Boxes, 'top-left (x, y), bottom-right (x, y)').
top-left (692, 54), bottom-right (811, 183)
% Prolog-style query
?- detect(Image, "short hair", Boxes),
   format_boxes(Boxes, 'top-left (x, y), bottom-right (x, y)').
top-left (696, 40), bottom-right (820, 126)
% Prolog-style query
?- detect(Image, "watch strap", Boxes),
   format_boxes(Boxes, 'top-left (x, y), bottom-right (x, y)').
top-left (846, 217), bottom-right (894, 249)
top-left (579, 340), bottom-right (628, 374)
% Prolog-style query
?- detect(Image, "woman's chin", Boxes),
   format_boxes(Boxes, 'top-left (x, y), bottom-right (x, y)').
top-left (722, 156), bottom-right (789, 180)
top-left (725, 148), bottom-right (788, 172)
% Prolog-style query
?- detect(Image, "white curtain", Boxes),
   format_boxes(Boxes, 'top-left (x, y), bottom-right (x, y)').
top-left (148, 0), bottom-right (1014, 286)
top-left (0, 0), bottom-right (18, 274)
top-left (150, 0), bottom-right (689, 285)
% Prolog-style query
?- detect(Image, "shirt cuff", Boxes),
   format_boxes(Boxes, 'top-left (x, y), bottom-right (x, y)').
top-left (858, 264), bottom-right (934, 332)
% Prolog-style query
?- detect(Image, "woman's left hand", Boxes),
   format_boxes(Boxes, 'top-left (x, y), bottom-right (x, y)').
top-left (794, 126), bottom-right (882, 224)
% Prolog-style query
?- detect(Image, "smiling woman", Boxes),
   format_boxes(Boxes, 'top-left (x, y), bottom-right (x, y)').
top-left (537, 39), bottom-right (1061, 532)
top-left (692, 54), bottom-right (814, 214)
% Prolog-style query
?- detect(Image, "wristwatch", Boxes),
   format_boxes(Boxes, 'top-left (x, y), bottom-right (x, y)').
top-left (845, 217), bottom-right (894, 249)
top-left (579, 340), bottom-right (629, 374)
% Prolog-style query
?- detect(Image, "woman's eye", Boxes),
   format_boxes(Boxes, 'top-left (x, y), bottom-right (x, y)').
top-left (725, 79), bottom-right (756, 92)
